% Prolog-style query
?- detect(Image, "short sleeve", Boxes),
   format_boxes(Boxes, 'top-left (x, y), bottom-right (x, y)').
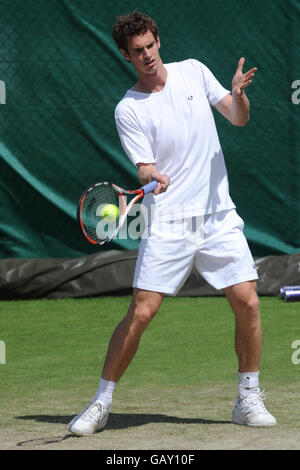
top-left (189, 59), bottom-right (230, 106)
top-left (114, 103), bottom-right (155, 167)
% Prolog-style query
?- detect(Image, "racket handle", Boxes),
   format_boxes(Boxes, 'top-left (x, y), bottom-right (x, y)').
top-left (142, 176), bottom-right (170, 195)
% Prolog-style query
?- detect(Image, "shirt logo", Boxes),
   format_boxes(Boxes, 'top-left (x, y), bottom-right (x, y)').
top-left (188, 95), bottom-right (193, 100)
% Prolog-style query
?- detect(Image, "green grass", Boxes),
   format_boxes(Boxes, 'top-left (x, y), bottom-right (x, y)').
top-left (0, 296), bottom-right (299, 399)
top-left (1, 296), bottom-right (300, 449)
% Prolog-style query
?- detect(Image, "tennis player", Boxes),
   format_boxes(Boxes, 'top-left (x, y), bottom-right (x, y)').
top-left (68, 11), bottom-right (276, 435)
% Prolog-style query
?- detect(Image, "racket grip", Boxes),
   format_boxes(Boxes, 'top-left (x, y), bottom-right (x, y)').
top-left (142, 176), bottom-right (170, 194)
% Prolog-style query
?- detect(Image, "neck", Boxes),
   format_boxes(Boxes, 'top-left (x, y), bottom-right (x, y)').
top-left (133, 64), bottom-right (167, 93)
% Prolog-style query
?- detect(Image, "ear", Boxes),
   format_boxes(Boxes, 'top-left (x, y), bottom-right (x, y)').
top-left (120, 48), bottom-right (131, 63)
top-left (156, 35), bottom-right (161, 49)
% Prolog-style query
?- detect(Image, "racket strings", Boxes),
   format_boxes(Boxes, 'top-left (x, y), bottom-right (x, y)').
top-left (81, 184), bottom-right (121, 242)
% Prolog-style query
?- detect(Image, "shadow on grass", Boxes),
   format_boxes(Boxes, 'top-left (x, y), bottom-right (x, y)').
top-left (15, 413), bottom-right (232, 447)
top-left (16, 412), bottom-right (232, 430)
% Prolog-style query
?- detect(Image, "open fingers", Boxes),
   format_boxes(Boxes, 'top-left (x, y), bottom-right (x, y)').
top-left (240, 67), bottom-right (257, 90)
top-left (236, 57), bottom-right (245, 73)
top-left (244, 67), bottom-right (257, 80)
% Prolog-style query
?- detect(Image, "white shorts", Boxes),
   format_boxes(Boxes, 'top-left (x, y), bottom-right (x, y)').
top-left (133, 209), bottom-right (258, 295)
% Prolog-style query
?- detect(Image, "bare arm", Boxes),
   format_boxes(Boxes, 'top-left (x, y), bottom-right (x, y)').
top-left (137, 163), bottom-right (169, 194)
top-left (214, 57), bottom-right (257, 126)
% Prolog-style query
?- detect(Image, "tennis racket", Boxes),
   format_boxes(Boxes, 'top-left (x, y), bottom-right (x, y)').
top-left (77, 180), bottom-right (158, 245)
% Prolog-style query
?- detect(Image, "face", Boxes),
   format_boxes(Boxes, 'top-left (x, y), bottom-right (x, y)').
top-left (121, 30), bottom-right (161, 76)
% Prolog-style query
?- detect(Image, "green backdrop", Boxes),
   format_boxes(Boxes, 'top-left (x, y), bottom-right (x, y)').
top-left (0, 0), bottom-right (299, 259)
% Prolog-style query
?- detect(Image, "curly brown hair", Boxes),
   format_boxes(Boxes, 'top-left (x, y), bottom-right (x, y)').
top-left (112, 11), bottom-right (159, 52)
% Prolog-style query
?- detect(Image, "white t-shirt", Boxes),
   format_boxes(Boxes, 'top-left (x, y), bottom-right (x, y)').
top-left (114, 59), bottom-right (235, 220)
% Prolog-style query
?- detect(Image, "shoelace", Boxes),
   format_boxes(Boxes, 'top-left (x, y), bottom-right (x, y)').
top-left (82, 402), bottom-right (105, 423)
top-left (241, 389), bottom-right (267, 412)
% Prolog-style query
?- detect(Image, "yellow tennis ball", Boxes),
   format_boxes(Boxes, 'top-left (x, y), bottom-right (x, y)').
top-left (100, 204), bottom-right (119, 221)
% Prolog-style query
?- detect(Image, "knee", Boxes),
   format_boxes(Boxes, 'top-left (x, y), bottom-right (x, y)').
top-left (130, 298), bottom-right (161, 334)
top-left (246, 294), bottom-right (259, 314)
top-left (134, 303), bottom-right (155, 327)
top-left (238, 293), bottom-right (260, 323)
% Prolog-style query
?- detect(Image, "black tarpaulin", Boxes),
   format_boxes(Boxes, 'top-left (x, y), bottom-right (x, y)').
top-left (0, 252), bottom-right (299, 300)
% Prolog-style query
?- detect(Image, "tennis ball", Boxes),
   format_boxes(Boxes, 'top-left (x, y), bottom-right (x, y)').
top-left (100, 204), bottom-right (119, 221)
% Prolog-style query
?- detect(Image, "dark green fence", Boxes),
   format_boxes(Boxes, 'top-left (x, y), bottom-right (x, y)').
top-left (0, 0), bottom-right (299, 259)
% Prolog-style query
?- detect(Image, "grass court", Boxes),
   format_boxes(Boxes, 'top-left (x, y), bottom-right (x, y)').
top-left (0, 295), bottom-right (299, 450)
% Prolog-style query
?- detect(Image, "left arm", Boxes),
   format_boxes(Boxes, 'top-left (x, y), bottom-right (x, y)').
top-left (214, 57), bottom-right (257, 127)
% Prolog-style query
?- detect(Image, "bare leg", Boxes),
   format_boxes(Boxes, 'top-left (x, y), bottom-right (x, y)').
top-left (224, 281), bottom-right (262, 372)
top-left (101, 288), bottom-right (164, 382)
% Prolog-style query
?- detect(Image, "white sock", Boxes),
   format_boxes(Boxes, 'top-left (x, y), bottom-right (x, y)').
top-left (93, 378), bottom-right (117, 410)
top-left (238, 371), bottom-right (260, 397)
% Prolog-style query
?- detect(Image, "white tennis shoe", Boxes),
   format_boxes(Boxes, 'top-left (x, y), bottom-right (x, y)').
top-left (68, 401), bottom-right (109, 436)
top-left (232, 389), bottom-right (277, 427)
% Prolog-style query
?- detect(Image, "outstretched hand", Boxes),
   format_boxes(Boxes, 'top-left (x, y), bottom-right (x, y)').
top-left (232, 57), bottom-right (257, 98)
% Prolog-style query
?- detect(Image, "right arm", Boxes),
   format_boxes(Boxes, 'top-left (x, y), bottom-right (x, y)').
top-left (115, 105), bottom-right (169, 194)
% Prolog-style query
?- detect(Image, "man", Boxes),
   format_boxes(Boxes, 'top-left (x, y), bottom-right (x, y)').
top-left (68, 11), bottom-right (276, 436)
